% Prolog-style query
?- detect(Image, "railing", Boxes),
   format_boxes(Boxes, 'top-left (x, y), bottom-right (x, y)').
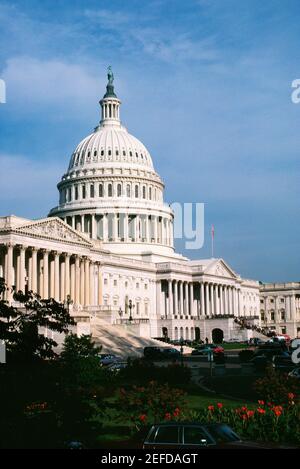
top-left (114, 318), bottom-right (149, 325)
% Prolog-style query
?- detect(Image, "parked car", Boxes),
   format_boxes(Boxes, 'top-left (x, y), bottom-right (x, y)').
top-left (107, 362), bottom-right (128, 372)
top-left (99, 353), bottom-right (121, 366)
top-left (143, 423), bottom-right (270, 449)
top-left (191, 344), bottom-right (224, 356)
top-left (161, 348), bottom-right (181, 360)
top-left (288, 367), bottom-right (300, 380)
top-left (251, 349), bottom-right (290, 371)
top-left (272, 353), bottom-right (294, 372)
top-left (144, 346), bottom-right (181, 361)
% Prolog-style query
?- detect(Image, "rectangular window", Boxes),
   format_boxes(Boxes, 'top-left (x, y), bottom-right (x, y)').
top-left (90, 185), bottom-right (94, 198)
top-left (82, 185), bottom-right (86, 199)
top-left (75, 186), bottom-right (79, 200)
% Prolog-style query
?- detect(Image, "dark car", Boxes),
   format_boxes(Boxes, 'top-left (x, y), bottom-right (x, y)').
top-left (251, 348), bottom-right (290, 371)
top-left (144, 347), bottom-right (163, 360)
top-left (144, 346), bottom-right (180, 361)
top-left (272, 353), bottom-right (294, 372)
top-left (143, 423), bottom-right (269, 449)
top-left (161, 348), bottom-right (181, 360)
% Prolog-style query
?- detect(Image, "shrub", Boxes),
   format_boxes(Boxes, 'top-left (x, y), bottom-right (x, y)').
top-left (254, 366), bottom-right (299, 405)
top-left (119, 359), bottom-right (191, 386)
top-left (190, 398), bottom-right (300, 445)
top-left (239, 349), bottom-right (254, 363)
top-left (116, 381), bottom-right (188, 431)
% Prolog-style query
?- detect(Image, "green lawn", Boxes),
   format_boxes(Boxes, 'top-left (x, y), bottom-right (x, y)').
top-left (95, 383), bottom-right (254, 447)
top-left (221, 342), bottom-right (249, 350)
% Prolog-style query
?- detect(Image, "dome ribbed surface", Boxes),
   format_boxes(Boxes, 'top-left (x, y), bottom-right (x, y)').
top-left (68, 125), bottom-right (154, 171)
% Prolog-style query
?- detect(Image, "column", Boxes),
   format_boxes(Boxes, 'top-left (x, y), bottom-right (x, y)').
top-left (153, 216), bottom-right (158, 243)
top-left (5, 243), bottom-right (14, 302)
top-left (232, 288), bottom-right (236, 315)
top-left (43, 250), bottom-right (49, 299)
top-left (90, 262), bottom-right (95, 305)
top-left (113, 214), bottom-right (119, 241)
top-left (210, 284), bottom-right (214, 316)
top-left (224, 285), bottom-right (228, 314)
top-left (145, 215), bottom-right (149, 243)
top-left (97, 263), bottom-right (102, 306)
top-left (200, 282), bottom-right (204, 316)
top-left (189, 282), bottom-right (194, 316)
top-left (31, 248), bottom-right (37, 293)
top-left (19, 246), bottom-right (26, 293)
top-left (60, 257), bottom-right (65, 302)
top-left (174, 281), bottom-right (178, 316)
top-left (205, 283), bottom-right (210, 316)
top-left (185, 282), bottom-right (189, 316)
top-left (237, 289), bottom-right (241, 316)
top-left (54, 252), bottom-right (60, 301)
top-left (71, 216), bottom-right (75, 230)
top-left (215, 284), bottom-right (220, 315)
top-left (220, 285), bottom-right (224, 314)
top-left (103, 214), bottom-right (108, 241)
top-left (50, 254), bottom-right (55, 298)
top-left (124, 214), bottom-right (129, 242)
top-left (85, 257), bottom-right (90, 305)
top-left (70, 257), bottom-right (75, 302)
top-left (80, 258), bottom-right (85, 305)
top-left (179, 281), bottom-right (184, 315)
top-left (291, 294), bottom-right (296, 321)
top-left (168, 279), bottom-right (173, 317)
top-left (65, 254), bottom-right (70, 299)
top-left (156, 281), bottom-right (161, 316)
top-left (91, 214), bottom-right (96, 239)
top-left (75, 256), bottom-right (80, 304)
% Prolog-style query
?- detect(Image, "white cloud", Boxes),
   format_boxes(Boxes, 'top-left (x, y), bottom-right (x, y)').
top-left (3, 57), bottom-right (102, 110)
top-left (0, 153), bottom-right (63, 218)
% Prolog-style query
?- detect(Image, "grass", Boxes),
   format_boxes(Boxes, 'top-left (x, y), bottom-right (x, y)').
top-left (94, 382), bottom-right (254, 446)
top-left (221, 343), bottom-right (249, 350)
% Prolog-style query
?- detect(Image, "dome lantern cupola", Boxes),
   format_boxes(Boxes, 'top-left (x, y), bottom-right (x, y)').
top-left (99, 66), bottom-right (121, 126)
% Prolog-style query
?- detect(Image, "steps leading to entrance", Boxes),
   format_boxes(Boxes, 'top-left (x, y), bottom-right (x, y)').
top-left (91, 317), bottom-right (192, 358)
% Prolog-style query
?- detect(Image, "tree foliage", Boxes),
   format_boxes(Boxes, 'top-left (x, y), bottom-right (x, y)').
top-left (0, 277), bottom-right (74, 362)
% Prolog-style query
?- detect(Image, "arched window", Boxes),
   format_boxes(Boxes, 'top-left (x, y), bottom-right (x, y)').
top-left (135, 185), bottom-right (139, 198)
top-left (99, 184), bottom-right (103, 197)
top-left (90, 184), bottom-right (94, 198)
top-left (108, 183), bottom-right (113, 197)
top-left (142, 186), bottom-right (146, 199)
top-left (126, 184), bottom-right (131, 198)
top-left (117, 184), bottom-right (122, 197)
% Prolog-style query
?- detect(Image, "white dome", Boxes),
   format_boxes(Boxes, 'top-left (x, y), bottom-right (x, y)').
top-left (68, 124), bottom-right (154, 171)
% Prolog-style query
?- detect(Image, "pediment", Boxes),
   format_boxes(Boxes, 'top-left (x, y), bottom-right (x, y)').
top-left (14, 217), bottom-right (93, 246)
top-left (204, 259), bottom-right (238, 280)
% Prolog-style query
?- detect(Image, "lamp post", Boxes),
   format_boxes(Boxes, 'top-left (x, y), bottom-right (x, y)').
top-left (66, 294), bottom-right (73, 314)
top-left (128, 299), bottom-right (135, 322)
top-left (180, 336), bottom-right (184, 367)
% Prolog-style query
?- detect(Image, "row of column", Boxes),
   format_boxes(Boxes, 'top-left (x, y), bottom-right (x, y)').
top-left (263, 295), bottom-right (296, 322)
top-left (159, 280), bottom-right (241, 318)
top-left (62, 213), bottom-right (174, 246)
top-left (0, 243), bottom-right (102, 306)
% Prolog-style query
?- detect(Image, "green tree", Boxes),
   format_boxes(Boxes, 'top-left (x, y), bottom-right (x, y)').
top-left (0, 277), bottom-right (74, 363)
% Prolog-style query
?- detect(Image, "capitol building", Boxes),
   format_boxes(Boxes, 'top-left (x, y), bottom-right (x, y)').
top-left (0, 70), bottom-right (299, 350)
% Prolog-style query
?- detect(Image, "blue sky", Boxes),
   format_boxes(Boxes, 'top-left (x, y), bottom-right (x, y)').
top-left (0, 0), bottom-right (300, 282)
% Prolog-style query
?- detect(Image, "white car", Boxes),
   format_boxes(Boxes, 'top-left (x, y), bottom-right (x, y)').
top-left (288, 368), bottom-right (300, 379)
top-left (99, 354), bottom-right (121, 366)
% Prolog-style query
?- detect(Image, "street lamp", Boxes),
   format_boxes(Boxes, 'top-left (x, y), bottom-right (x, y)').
top-left (128, 299), bottom-right (135, 322)
top-left (66, 294), bottom-right (73, 314)
top-left (180, 336), bottom-right (184, 366)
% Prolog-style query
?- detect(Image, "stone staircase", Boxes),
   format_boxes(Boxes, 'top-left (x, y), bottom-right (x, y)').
top-left (91, 317), bottom-right (192, 358)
